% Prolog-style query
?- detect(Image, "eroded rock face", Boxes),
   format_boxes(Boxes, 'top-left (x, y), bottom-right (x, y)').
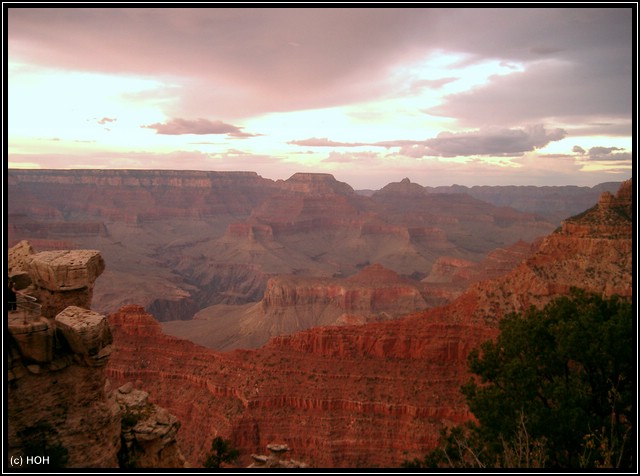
top-left (26, 250), bottom-right (105, 319)
top-left (163, 264), bottom-right (429, 351)
top-left (7, 243), bottom-right (186, 469)
top-left (116, 383), bottom-right (186, 468)
top-left (7, 239), bottom-right (36, 278)
top-left (248, 443), bottom-right (308, 468)
top-left (422, 239), bottom-right (537, 307)
top-left (28, 250), bottom-right (105, 291)
top-left (8, 366), bottom-right (122, 468)
top-left (55, 306), bottom-right (113, 367)
top-left (105, 181), bottom-right (632, 468)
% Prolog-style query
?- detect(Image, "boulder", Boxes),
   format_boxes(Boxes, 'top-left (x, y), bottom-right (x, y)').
top-left (28, 250), bottom-right (105, 291)
top-left (55, 306), bottom-right (112, 366)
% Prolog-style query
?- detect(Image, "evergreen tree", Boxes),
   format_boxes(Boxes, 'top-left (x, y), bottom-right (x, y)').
top-left (203, 436), bottom-right (240, 468)
top-left (407, 290), bottom-right (633, 469)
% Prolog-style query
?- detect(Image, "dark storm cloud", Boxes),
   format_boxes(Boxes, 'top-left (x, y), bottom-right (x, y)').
top-left (588, 146), bottom-right (623, 156)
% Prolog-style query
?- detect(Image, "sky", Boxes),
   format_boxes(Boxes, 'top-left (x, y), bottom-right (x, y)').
top-left (6, 6), bottom-right (635, 189)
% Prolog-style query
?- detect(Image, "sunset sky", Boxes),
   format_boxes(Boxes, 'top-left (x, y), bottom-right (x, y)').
top-left (7, 7), bottom-right (634, 189)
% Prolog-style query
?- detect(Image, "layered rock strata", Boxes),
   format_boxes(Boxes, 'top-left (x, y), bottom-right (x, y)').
top-left (7, 244), bottom-right (185, 469)
top-left (115, 382), bottom-right (186, 468)
top-left (162, 264), bottom-right (429, 351)
top-left (8, 306), bottom-right (121, 468)
top-left (27, 250), bottom-right (105, 319)
top-left (106, 180), bottom-right (632, 468)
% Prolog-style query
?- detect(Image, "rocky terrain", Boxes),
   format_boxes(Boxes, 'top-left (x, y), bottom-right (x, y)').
top-left (162, 263), bottom-right (429, 350)
top-left (426, 181), bottom-right (623, 223)
top-left (7, 171), bottom-right (560, 307)
top-left (8, 169), bottom-right (586, 347)
top-left (7, 245), bottom-right (186, 469)
top-left (103, 179), bottom-right (633, 468)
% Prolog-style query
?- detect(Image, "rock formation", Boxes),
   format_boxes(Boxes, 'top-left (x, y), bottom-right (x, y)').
top-left (8, 170), bottom-right (561, 323)
top-left (422, 239), bottom-right (538, 306)
top-left (115, 382), bottom-right (186, 468)
top-left (7, 244), bottom-right (185, 469)
top-left (8, 303), bottom-right (122, 468)
top-left (451, 178), bottom-right (634, 323)
top-left (162, 263), bottom-right (429, 350)
top-left (428, 181), bottom-right (623, 223)
top-left (105, 180), bottom-right (633, 468)
top-left (248, 443), bottom-right (308, 468)
top-left (26, 249), bottom-right (105, 319)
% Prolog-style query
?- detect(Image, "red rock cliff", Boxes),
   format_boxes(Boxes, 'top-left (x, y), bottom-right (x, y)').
top-left (105, 180), bottom-right (632, 468)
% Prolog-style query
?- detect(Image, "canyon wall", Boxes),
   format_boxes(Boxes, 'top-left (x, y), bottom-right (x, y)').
top-left (8, 170), bottom-right (564, 322)
top-left (428, 181), bottom-right (623, 223)
top-left (105, 180), bottom-right (633, 468)
top-left (7, 246), bottom-right (186, 469)
top-left (162, 264), bottom-right (429, 350)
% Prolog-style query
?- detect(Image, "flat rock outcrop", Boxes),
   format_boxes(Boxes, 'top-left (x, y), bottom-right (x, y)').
top-left (249, 443), bottom-right (308, 468)
top-left (27, 250), bottom-right (105, 291)
top-left (27, 250), bottom-right (105, 319)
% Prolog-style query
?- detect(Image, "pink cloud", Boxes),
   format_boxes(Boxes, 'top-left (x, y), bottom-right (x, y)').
top-left (291, 125), bottom-right (567, 158)
top-left (288, 137), bottom-right (367, 147)
top-left (143, 118), bottom-right (252, 136)
top-left (8, 8), bottom-right (631, 124)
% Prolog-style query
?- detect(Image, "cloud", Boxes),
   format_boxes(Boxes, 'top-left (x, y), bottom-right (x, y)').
top-left (572, 145), bottom-right (586, 155)
top-left (143, 118), bottom-right (252, 136)
top-left (588, 146), bottom-right (622, 156)
top-left (529, 46), bottom-right (564, 56)
top-left (321, 151), bottom-right (380, 164)
top-left (410, 77), bottom-right (457, 91)
top-left (387, 125), bottom-right (567, 158)
top-left (97, 117), bottom-right (116, 125)
top-left (427, 56), bottom-right (632, 127)
top-left (288, 137), bottom-right (366, 147)
top-left (585, 147), bottom-right (630, 163)
top-left (291, 125), bottom-right (567, 158)
top-left (424, 125), bottom-right (567, 157)
top-left (373, 139), bottom-right (425, 148)
top-left (9, 9), bottom-right (631, 122)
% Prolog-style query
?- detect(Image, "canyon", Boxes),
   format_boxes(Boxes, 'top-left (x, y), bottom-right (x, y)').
top-left (7, 170), bottom-right (620, 346)
top-left (103, 179), bottom-right (632, 467)
top-left (6, 170), bottom-right (632, 468)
